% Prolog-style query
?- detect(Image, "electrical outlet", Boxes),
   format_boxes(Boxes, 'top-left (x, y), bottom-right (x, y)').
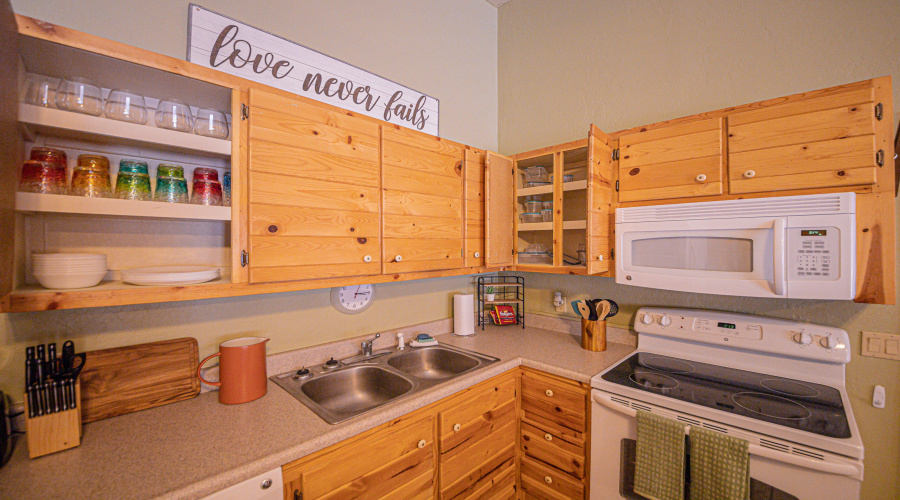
top-left (861, 332), bottom-right (900, 360)
top-left (554, 295), bottom-right (567, 313)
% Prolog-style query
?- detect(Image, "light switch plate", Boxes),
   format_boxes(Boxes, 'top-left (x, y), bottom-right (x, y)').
top-left (861, 332), bottom-right (900, 360)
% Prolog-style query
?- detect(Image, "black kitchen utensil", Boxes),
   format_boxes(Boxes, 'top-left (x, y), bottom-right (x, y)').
top-left (602, 299), bottom-right (619, 319)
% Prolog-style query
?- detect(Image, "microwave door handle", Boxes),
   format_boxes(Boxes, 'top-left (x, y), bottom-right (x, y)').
top-left (773, 218), bottom-right (786, 296)
top-left (592, 393), bottom-right (862, 478)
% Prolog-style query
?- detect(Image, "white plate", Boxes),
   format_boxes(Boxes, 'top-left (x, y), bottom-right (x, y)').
top-left (121, 266), bottom-right (220, 286)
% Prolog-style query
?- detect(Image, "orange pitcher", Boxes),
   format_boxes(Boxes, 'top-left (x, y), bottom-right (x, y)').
top-left (198, 337), bottom-right (270, 404)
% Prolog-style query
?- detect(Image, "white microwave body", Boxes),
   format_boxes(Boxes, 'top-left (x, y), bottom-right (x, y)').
top-left (615, 193), bottom-right (856, 300)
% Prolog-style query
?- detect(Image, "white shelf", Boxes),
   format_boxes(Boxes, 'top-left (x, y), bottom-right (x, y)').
top-left (19, 104), bottom-right (232, 158)
top-left (517, 180), bottom-right (587, 197)
top-left (518, 220), bottom-right (586, 232)
top-left (16, 192), bottom-right (231, 221)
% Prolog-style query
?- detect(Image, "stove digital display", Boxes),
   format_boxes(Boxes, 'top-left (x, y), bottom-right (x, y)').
top-left (801, 229), bottom-right (827, 236)
top-left (718, 322), bottom-right (736, 329)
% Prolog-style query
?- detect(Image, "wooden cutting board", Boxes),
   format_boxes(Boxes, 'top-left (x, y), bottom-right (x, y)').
top-left (79, 338), bottom-right (200, 423)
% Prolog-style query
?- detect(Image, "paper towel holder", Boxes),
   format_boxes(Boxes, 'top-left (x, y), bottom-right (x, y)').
top-left (451, 293), bottom-right (477, 337)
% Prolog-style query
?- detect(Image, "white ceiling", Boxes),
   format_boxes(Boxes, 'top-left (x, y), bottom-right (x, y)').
top-left (484, 0), bottom-right (513, 7)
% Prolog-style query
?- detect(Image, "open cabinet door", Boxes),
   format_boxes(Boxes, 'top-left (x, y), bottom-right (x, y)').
top-left (484, 151), bottom-right (514, 267)
top-left (586, 125), bottom-right (613, 275)
top-left (0, 0), bottom-right (18, 301)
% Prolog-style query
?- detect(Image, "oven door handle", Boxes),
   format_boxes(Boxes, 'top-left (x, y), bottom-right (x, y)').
top-left (592, 393), bottom-right (862, 478)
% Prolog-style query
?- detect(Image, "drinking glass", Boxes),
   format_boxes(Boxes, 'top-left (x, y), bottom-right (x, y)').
top-left (155, 98), bottom-right (193, 132)
top-left (56, 78), bottom-right (103, 116)
top-left (194, 108), bottom-right (229, 139)
top-left (105, 89), bottom-right (148, 124)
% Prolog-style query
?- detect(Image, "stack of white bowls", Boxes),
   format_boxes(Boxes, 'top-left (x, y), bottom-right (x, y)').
top-left (33, 253), bottom-right (108, 289)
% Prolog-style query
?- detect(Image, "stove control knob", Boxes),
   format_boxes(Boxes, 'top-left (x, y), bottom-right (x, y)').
top-left (659, 315), bottom-right (672, 327)
top-left (792, 332), bottom-right (813, 345)
top-left (641, 313), bottom-right (654, 325)
top-left (820, 336), bottom-right (839, 349)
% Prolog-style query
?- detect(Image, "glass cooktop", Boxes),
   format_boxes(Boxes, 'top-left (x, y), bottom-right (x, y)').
top-left (601, 352), bottom-right (850, 439)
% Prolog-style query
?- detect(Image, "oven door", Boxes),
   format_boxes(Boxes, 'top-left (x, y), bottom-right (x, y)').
top-left (590, 390), bottom-right (862, 500)
top-left (616, 216), bottom-right (785, 298)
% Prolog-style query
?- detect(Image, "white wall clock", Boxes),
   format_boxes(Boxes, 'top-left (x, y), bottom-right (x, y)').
top-left (330, 284), bottom-right (376, 314)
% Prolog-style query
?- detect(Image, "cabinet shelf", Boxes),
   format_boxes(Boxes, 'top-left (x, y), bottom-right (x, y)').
top-left (518, 220), bottom-right (586, 232)
top-left (483, 299), bottom-right (523, 305)
top-left (19, 104), bottom-right (232, 158)
top-left (517, 180), bottom-right (586, 197)
top-left (15, 192), bottom-right (232, 221)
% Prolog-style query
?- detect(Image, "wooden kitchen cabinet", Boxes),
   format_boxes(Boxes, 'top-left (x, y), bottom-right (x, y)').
top-left (282, 412), bottom-right (435, 500)
top-left (382, 124), bottom-right (466, 273)
top-left (510, 125), bottom-right (612, 276)
top-left (247, 87), bottom-right (382, 283)
top-left (728, 78), bottom-right (886, 194)
top-left (519, 368), bottom-right (590, 499)
top-left (485, 151), bottom-right (515, 268)
top-left (437, 373), bottom-right (517, 499)
top-left (463, 148), bottom-right (487, 268)
top-left (617, 117), bottom-right (724, 202)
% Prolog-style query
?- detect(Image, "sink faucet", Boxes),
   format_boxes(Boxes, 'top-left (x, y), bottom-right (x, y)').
top-left (361, 333), bottom-right (380, 356)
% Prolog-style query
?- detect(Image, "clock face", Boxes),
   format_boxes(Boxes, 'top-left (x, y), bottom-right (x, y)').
top-left (330, 284), bottom-right (375, 314)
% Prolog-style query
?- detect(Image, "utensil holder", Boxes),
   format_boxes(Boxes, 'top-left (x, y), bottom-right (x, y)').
top-left (23, 381), bottom-right (82, 458)
top-left (581, 318), bottom-right (607, 352)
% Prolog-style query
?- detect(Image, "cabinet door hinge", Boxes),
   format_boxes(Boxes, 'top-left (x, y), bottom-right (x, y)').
top-left (241, 103), bottom-right (250, 120)
top-left (876, 149), bottom-right (885, 167)
top-left (611, 149), bottom-right (619, 161)
top-left (615, 180), bottom-right (619, 191)
top-left (294, 490), bottom-right (303, 500)
top-left (875, 103), bottom-right (883, 121)
top-left (610, 248), bottom-right (615, 261)
top-left (241, 250), bottom-right (249, 267)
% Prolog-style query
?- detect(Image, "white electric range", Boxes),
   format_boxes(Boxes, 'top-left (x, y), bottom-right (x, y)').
top-left (590, 307), bottom-right (863, 500)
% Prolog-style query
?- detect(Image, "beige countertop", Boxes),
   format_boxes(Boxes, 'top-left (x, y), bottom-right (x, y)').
top-left (0, 321), bottom-right (635, 499)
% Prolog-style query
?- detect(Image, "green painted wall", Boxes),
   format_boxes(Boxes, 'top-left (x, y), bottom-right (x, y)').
top-left (498, 1), bottom-right (900, 498)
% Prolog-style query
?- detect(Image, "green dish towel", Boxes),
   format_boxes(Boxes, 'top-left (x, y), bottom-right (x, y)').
top-left (690, 425), bottom-right (750, 500)
top-left (634, 410), bottom-right (687, 500)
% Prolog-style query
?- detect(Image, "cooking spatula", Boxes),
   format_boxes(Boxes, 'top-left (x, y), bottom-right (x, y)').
top-left (571, 300), bottom-right (591, 319)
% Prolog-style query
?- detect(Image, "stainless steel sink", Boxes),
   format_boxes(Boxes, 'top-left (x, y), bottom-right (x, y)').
top-left (272, 344), bottom-right (499, 424)
top-left (387, 346), bottom-right (480, 380)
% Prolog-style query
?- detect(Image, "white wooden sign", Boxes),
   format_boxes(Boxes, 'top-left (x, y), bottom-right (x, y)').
top-left (187, 4), bottom-right (439, 135)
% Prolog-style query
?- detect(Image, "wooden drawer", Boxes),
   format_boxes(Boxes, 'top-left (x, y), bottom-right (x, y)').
top-left (520, 456), bottom-right (584, 500)
top-left (521, 370), bottom-right (586, 433)
top-left (520, 421), bottom-right (585, 479)
top-left (439, 376), bottom-right (516, 451)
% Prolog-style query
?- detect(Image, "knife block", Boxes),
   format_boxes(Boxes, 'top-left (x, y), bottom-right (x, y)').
top-left (581, 318), bottom-right (607, 352)
top-left (23, 382), bottom-right (82, 458)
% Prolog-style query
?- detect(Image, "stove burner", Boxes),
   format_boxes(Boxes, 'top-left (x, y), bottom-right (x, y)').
top-left (638, 356), bottom-right (695, 374)
top-left (732, 392), bottom-right (812, 420)
top-left (760, 378), bottom-right (820, 398)
top-left (629, 370), bottom-right (678, 391)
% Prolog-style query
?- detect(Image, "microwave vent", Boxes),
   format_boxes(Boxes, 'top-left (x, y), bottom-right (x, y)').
top-left (617, 193), bottom-right (855, 223)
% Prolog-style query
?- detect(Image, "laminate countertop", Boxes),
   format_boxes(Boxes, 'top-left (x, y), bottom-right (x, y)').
top-left (0, 323), bottom-right (635, 499)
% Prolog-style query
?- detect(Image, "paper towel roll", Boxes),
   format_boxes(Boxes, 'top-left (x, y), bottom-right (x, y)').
top-left (452, 293), bottom-right (476, 336)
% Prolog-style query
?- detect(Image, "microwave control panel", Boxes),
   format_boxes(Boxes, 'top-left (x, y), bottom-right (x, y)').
top-left (788, 227), bottom-right (840, 281)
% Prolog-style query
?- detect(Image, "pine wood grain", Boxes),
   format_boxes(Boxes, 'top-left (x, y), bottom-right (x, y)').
top-left (730, 103), bottom-right (876, 153)
top-left (250, 204), bottom-right (379, 238)
top-left (0, 1), bottom-right (17, 298)
top-left (383, 139), bottom-right (462, 178)
top-left (79, 338), bottom-right (199, 423)
top-left (249, 106), bottom-right (378, 163)
top-left (250, 171), bottom-right (380, 212)
top-left (485, 152), bottom-right (515, 267)
top-left (383, 164), bottom-right (463, 199)
top-left (383, 214), bottom-right (462, 239)
top-left (383, 189), bottom-right (463, 217)
top-left (251, 236), bottom-right (378, 268)
top-left (249, 139), bottom-right (380, 187)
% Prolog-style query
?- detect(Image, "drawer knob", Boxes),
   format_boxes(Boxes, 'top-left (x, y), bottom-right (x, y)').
top-left (453, 423), bottom-right (461, 432)
top-left (363, 255), bottom-right (372, 263)
top-left (395, 255), bottom-right (403, 262)
top-left (545, 389), bottom-right (554, 397)
top-left (417, 439), bottom-right (426, 449)
top-left (545, 433), bottom-right (553, 441)
top-left (544, 476), bottom-right (553, 484)
top-left (743, 170), bottom-right (756, 179)
top-left (695, 174), bottom-right (707, 183)
top-left (474, 252), bottom-right (480, 258)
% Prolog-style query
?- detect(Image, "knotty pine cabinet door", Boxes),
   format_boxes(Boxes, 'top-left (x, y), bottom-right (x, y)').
top-left (382, 125), bottom-right (465, 273)
top-left (247, 88), bottom-right (381, 283)
top-left (485, 151), bottom-right (515, 268)
top-left (282, 412), bottom-right (434, 500)
top-left (586, 125), bottom-right (613, 275)
top-left (728, 78), bottom-right (886, 194)
top-left (463, 148), bottom-right (486, 268)
top-left (617, 117), bottom-right (724, 202)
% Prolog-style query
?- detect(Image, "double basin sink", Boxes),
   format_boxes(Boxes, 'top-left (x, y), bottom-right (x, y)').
top-left (271, 344), bottom-right (499, 424)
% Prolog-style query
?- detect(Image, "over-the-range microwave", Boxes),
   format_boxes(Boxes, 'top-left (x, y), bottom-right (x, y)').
top-left (615, 193), bottom-right (856, 300)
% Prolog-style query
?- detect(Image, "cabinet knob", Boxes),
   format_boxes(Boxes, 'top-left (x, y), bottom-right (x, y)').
top-left (395, 255), bottom-right (403, 262)
top-left (545, 389), bottom-right (554, 397)
top-left (453, 423), bottom-right (461, 432)
top-left (743, 170), bottom-right (756, 179)
top-left (544, 476), bottom-right (553, 484)
top-left (417, 439), bottom-right (426, 448)
top-left (363, 255), bottom-right (372, 263)
top-left (260, 479), bottom-right (272, 490)
top-left (474, 252), bottom-right (480, 258)
top-left (544, 433), bottom-right (553, 441)
top-left (695, 174), bottom-right (707, 183)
